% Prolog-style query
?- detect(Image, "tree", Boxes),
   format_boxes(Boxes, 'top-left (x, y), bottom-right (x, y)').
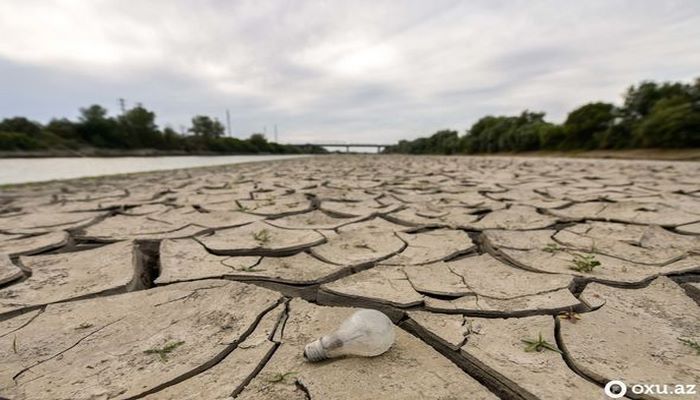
top-left (248, 133), bottom-right (269, 152)
top-left (562, 103), bottom-right (616, 149)
top-left (383, 130), bottom-right (459, 154)
top-left (0, 132), bottom-right (44, 150)
top-left (634, 97), bottom-right (700, 148)
top-left (623, 81), bottom-right (691, 120)
top-left (595, 123), bottom-right (629, 149)
top-left (0, 117), bottom-right (42, 137)
top-left (538, 125), bottom-right (566, 150)
top-left (426, 130), bottom-right (459, 154)
top-left (0, 103), bottom-right (327, 154)
top-left (508, 111), bottom-right (549, 151)
top-left (459, 111), bottom-right (552, 153)
top-left (189, 116), bottom-right (225, 139)
top-left (45, 118), bottom-right (79, 141)
top-left (119, 104), bottom-right (161, 148)
top-left (162, 127), bottom-right (185, 150)
top-left (77, 105), bottom-right (122, 148)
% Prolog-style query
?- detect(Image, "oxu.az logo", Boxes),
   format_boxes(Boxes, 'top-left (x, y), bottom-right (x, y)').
top-left (605, 380), bottom-right (697, 398)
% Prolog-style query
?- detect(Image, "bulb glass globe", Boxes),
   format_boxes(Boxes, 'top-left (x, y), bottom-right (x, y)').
top-left (304, 309), bottom-right (395, 362)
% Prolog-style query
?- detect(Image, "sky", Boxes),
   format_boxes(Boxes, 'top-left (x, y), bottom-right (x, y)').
top-left (1, 0), bottom-right (699, 144)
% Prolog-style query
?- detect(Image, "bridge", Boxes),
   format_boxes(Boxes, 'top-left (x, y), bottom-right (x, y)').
top-left (297, 143), bottom-right (393, 153)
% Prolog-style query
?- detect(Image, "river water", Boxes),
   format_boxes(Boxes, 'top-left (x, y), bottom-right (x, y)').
top-left (0, 155), bottom-right (308, 185)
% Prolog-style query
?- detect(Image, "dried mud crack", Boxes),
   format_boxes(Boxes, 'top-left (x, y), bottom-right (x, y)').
top-left (1, 155), bottom-right (699, 399)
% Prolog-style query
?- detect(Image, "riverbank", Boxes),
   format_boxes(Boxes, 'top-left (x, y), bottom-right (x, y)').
top-left (490, 148), bottom-right (700, 161)
top-left (0, 148), bottom-right (312, 158)
top-left (381, 148), bottom-right (700, 161)
top-left (0, 154), bottom-right (309, 185)
top-left (4, 147), bottom-right (700, 160)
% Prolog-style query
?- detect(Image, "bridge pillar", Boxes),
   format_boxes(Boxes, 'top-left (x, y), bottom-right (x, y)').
top-left (346, 145), bottom-right (350, 153)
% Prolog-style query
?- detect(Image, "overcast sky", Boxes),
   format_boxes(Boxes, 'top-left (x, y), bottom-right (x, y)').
top-left (1, 0), bottom-right (699, 144)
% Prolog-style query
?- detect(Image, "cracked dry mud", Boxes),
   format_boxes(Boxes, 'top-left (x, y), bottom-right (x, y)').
top-left (0, 155), bottom-right (699, 400)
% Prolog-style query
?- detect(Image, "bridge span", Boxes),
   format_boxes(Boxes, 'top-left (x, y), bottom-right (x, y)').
top-left (298, 143), bottom-right (392, 153)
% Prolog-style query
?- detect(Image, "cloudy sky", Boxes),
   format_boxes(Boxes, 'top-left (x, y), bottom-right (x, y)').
top-left (1, 0), bottom-right (699, 143)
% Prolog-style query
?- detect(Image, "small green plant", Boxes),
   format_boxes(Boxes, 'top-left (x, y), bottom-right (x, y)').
top-left (543, 243), bottom-right (563, 253)
top-left (266, 371), bottom-right (297, 383)
top-left (253, 229), bottom-right (270, 244)
top-left (144, 341), bottom-right (185, 362)
top-left (521, 332), bottom-right (562, 354)
top-left (569, 253), bottom-right (600, 273)
top-left (678, 338), bottom-right (700, 355)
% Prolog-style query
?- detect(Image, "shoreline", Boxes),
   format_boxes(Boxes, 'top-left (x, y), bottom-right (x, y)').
top-left (3, 147), bottom-right (699, 161)
top-left (0, 148), bottom-right (315, 159)
top-left (0, 154), bottom-right (312, 187)
top-left (484, 148), bottom-right (700, 161)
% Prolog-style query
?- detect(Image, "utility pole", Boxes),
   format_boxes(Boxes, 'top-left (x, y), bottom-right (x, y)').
top-left (274, 124), bottom-right (278, 143)
top-left (226, 109), bottom-right (232, 137)
top-left (118, 98), bottom-right (126, 115)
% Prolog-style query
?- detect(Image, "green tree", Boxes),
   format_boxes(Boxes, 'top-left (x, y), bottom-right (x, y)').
top-left (0, 104), bottom-right (327, 154)
top-left (459, 111), bottom-right (552, 153)
top-left (248, 133), bottom-right (269, 152)
top-left (119, 104), bottom-right (162, 148)
top-left (77, 105), bottom-right (122, 148)
top-left (0, 132), bottom-right (44, 150)
top-left (562, 103), bottom-right (616, 149)
top-left (384, 130), bottom-right (459, 154)
top-left (45, 118), bottom-right (79, 141)
top-left (623, 81), bottom-right (691, 120)
top-left (189, 116), bottom-right (225, 139)
top-left (427, 130), bottom-right (459, 154)
top-left (0, 117), bottom-right (42, 137)
top-left (538, 124), bottom-right (566, 149)
top-left (162, 127), bottom-right (185, 150)
top-left (509, 111), bottom-right (549, 151)
top-left (634, 97), bottom-right (700, 148)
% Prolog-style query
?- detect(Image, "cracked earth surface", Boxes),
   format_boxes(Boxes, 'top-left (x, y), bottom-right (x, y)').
top-left (0, 155), bottom-right (698, 400)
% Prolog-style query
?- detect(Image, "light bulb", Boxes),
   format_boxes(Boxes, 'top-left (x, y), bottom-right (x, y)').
top-left (303, 309), bottom-right (395, 362)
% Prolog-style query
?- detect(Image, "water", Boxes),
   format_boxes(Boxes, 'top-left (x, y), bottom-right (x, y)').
top-left (0, 155), bottom-right (308, 185)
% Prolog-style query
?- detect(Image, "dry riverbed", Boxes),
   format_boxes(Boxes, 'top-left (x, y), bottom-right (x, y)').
top-left (0, 155), bottom-right (699, 400)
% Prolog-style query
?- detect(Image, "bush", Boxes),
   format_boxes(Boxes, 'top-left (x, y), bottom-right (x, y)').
top-left (634, 98), bottom-right (700, 148)
top-left (0, 132), bottom-right (45, 150)
top-left (0, 117), bottom-right (42, 137)
top-left (562, 103), bottom-right (616, 149)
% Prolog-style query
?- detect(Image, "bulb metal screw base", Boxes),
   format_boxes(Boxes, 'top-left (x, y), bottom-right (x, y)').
top-left (304, 338), bottom-right (329, 362)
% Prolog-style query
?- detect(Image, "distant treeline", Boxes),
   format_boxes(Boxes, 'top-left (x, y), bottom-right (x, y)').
top-left (0, 104), bottom-right (327, 154)
top-left (384, 77), bottom-right (700, 154)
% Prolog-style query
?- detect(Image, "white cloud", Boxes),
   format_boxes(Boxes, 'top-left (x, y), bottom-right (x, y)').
top-left (0, 0), bottom-right (699, 143)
